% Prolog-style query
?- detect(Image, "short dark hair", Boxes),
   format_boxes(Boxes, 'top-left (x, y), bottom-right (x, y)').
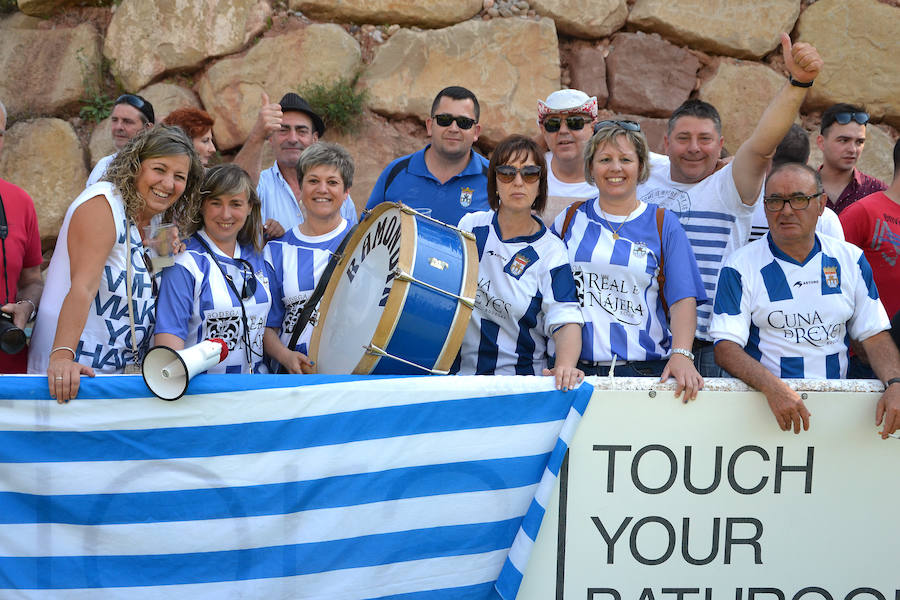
top-left (765, 162), bottom-right (823, 196)
top-left (892, 138), bottom-right (900, 181)
top-left (486, 134), bottom-right (548, 214)
top-left (431, 86), bottom-right (480, 121)
top-left (820, 102), bottom-right (866, 135)
top-left (114, 94), bottom-right (155, 125)
top-left (667, 99), bottom-right (722, 135)
top-left (772, 124), bottom-right (810, 167)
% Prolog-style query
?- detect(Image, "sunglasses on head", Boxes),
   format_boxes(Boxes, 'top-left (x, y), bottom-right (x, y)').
top-left (432, 113), bottom-right (477, 130)
top-left (496, 165), bottom-right (542, 184)
top-left (226, 258), bottom-right (258, 300)
top-left (832, 111), bottom-right (869, 126)
top-left (593, 120), bottom-right (641, 134)
top-left (542, 115), bottom-right (590, 133)
top-left (116, 94), bottom-right (147, 111)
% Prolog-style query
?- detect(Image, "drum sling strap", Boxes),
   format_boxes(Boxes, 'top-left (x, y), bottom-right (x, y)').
top-left (559, 201), bottom-right (669, 317)
top-left (279, 221), bottom-right (361, 373)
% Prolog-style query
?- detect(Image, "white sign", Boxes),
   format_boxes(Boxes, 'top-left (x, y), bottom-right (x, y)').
top-left (518, 384), bottom-right (899, 600)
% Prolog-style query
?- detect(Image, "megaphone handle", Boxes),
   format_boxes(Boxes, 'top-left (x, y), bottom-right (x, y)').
top-left (279, 221), bottom-right (360, 374)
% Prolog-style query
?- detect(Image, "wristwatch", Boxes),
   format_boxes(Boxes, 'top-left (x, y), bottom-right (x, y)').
top-left (886, 377), bottom-right (900, 388)
top-left (671, 347), bottom-right (695, 361)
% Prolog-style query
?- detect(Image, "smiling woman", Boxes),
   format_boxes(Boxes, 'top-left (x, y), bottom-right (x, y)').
top-left (28, 126), bottom-right (203, 402)
top-left (154, 164), bottom-right (272, 375)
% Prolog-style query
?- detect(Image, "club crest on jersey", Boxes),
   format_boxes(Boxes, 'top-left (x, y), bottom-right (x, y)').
top-left (823, 266), bottom-right (839, 288)
top-left (632, 242), bottom-right (648, 258)
top-left (504, 246), bottom-right (538, 280)
top-left (459, 187), bottom-right (474, 207)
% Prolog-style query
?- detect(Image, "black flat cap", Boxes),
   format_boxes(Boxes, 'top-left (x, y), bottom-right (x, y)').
top-left (279, 93), bottom-right (325, 137)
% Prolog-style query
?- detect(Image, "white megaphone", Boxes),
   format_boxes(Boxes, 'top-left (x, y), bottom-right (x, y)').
top-left (142, 338), bottom-right (229, 400)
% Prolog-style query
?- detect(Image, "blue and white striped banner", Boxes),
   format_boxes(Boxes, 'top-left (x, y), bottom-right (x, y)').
top-left (0, 374), bottom-right (591, 599)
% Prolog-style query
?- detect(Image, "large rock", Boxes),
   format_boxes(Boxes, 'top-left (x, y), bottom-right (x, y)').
top-left (606, 32), bottom-right (699, 118)
top-left (796, 0), bottom-right (900, 127)
top-left (291, 0), bottom-right (481, 28)
top-left (329, 111), bottom-right (430, 212)
top-left (104, 0), bottom-right (271, 92)
top-left (87, 83), bottom-right (202, 167)
top-left (361, 17), bottom-right (560, 147)
top-left (628, 0), bottom-right (800, 60)
top-left (807, 124), bottom-right (896, 185)
top-left (0, 119), bottom-right (87, 239)
top-left (566, 45), bottom-right (608, 107)
top-left (140, 83), bottom-right (202, 122)
top-left (698, 60), bottom-right (786, 155)
top-left (17, 0), bottom-right (106, 17)
top-left (0, 23), bottom-right (102, 118)
top-left (197, 24), bottom-right (362, 151)
top-left (530, 0), bottom-right (626, 38)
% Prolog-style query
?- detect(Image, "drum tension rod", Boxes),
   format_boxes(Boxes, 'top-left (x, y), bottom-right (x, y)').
top-left (364, 343), bottom-right (449, 375)
top-left (390, 267), bottom-right (475, 309)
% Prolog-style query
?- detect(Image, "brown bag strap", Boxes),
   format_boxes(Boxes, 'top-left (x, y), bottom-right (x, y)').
top-left (655, 206), bottom-right (668, 318)
top-left (559, 200), bottom-right (585, 238)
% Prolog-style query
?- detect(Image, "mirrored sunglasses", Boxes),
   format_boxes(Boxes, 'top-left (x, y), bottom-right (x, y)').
top-left (593, 120), bottom-right (641, 134)
top-left (433, 113), bottom-right (477, 130)
top-left (495, 165), bottom-right (542, 184)
top-left (543, 115), bottom-right (590, 133)
top-left (833, 111), bottom-right (869, 126)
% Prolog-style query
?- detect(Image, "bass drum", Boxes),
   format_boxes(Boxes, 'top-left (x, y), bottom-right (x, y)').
top-left (309, 203), bottom-right (478, 375)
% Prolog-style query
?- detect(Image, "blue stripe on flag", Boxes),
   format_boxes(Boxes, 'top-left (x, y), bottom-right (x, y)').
top-left (0, 454), bottom-right (550, 525)
top-left (0, 392), bottom-right (574, 463)
top-left (372, 582), bottom-right (500, 600)
top-left (0, 519), bottom-right (522, 589)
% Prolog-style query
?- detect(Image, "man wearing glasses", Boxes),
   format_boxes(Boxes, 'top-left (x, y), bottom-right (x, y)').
top-left (636, 34), bottom-right (822, 377)
top-left (710, 163), bottom-right (900, 437)
top-left (86, 94), bottom-right (155, 187)
top-left (365, 86), bottom-right (489, 225)
top-left (816, 103), bottom-right (886, 215)
top-left (536, 89), bottom-right (598, 222)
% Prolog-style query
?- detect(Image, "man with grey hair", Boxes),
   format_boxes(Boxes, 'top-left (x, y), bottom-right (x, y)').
top-left (0, 98), bottom-right (44, 373)
top-left (86, 94), bottom-right (155, 187)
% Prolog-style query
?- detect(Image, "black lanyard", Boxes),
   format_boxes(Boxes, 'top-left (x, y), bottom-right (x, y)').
top-left (192, 233), bottom-right (258, 373)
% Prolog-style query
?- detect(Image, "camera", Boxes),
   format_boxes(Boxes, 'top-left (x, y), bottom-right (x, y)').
top-left (0, 310), bottom-right (26, 354)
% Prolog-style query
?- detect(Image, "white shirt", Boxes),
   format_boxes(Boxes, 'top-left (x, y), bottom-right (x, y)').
top-left (86, 153), bottom-right (116, 187)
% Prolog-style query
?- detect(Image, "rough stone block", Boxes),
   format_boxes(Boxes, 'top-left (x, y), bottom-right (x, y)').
top-left (291, 0), bottom-right (482, 27)
top-left (567, 45), bottom-right (608, 108)
top-left (530, 0), bottom-right (626, 38)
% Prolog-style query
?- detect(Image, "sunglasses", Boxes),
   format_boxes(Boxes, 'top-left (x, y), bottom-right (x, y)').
top-left (543, 115), bottom-right (590, 133)
top-left (496, 165), bottom-right (542, 184)
top-left (226, 258), bottom-right (258, 300)
top-left (139, 251), bottom-right (160, 297)
top-left (763, 193), bottom-right (822, 212)
top-left (432, 113), bottom-right (477, 130)
top-left (116, 94), bottom-right (147, 111)
top-left (833, 111), bottom-right (869, 126)
top-left (593, 120), bottom-right (641, 134)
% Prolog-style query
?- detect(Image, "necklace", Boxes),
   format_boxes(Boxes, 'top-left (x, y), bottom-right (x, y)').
top-left (600, 202), bottom-right (639, 240)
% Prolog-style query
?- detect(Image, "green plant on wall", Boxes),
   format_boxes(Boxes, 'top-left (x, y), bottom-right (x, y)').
top-left (77, 49), bottom-right (114, 123)
top-left (297, 75), bottom-right (369, 136)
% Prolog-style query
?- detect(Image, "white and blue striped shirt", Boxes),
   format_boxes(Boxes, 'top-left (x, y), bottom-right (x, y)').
top-left (709, 234), bottom-right (890, 379)
top-left (552, 200), bottom-right (707, 363)
top-left (455, 211), bottom-right (583, 375)
top-left (264, 220), bottom-right (350, 362)
top-left (637, 160), bottom-right (754, 340)
top-left (155, 231), bottom-right (272, 374)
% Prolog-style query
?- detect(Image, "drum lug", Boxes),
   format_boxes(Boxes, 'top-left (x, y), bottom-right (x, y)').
top-left (391, 267), bottom-right (476, 309)
top-left (363, 343), bottom-right (449, 375)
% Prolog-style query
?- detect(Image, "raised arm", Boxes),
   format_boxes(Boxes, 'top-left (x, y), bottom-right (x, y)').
top-left (232, 92), bottom-right (283, 187)
top-left (731, 33), bottom-right (822, 205)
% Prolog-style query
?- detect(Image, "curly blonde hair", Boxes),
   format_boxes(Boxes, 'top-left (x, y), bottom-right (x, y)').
top-left (103, 125), bottom-right (203, 232)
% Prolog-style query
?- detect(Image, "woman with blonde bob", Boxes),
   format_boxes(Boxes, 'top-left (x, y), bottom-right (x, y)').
top-left (154, 163), bottom-right (272, 374)
top-left (30, 125), bottom-right (203, 401)
top-left (551, 120), bottom-right (707, 400)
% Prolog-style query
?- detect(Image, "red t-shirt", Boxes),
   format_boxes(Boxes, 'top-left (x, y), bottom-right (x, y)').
top-left (840, 190), bottom-right (900, 320)
top-left (0, 178), bottom-right (43, 373)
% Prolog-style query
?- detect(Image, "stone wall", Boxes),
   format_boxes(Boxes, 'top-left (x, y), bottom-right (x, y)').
top-left (1, 0), bottom-right (897, 246)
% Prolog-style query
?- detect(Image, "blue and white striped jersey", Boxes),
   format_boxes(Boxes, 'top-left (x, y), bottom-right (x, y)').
top-left (552, 200), bottom-right (707, 363)
top-left (155, 231), bottom-right (272, 374)
top-left (264, 220), bottom-right (349, 360)
top-left (455, 211), bottom-right (583, 375)
top-left (637, 160), bottom-right (754, 340)
top-left (709, 234), bottom-right (890, 379)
